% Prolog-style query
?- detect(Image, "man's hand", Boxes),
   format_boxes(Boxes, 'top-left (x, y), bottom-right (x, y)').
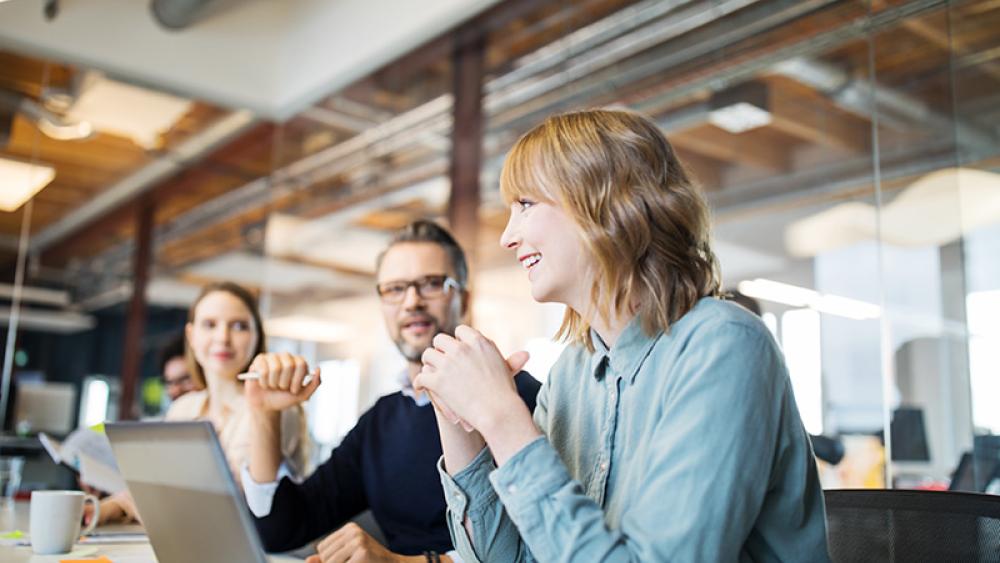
top-left (304, 523), bottom-right (423, 563)
top-left (243, 352), bottom-right (322, 413)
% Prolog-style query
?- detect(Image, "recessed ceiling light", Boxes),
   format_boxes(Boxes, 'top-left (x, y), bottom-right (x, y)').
top-left (708, 81), bottom-right (772, 134)
top-left (0, 157), bottom-right (56, 211)
top-left (708, 102), bottom-right (773, 134)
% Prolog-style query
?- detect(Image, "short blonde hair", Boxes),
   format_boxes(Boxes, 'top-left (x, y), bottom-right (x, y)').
top-left (500, 109), bottom-right (720, 348)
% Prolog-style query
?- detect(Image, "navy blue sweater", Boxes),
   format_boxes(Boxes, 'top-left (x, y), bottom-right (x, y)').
top-left (254, 372), bottom-right (541, 555)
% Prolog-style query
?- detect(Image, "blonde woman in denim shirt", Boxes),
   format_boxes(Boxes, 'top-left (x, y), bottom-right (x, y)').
top-left (416, 110), bottom-right (830, 562)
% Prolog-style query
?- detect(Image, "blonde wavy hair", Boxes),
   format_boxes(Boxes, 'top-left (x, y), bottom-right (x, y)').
top-left (499, 109), bottom-right (720, 348)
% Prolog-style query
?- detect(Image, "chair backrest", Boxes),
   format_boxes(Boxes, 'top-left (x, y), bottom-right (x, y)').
top-left (824, 489), bottom-right (1000, 562)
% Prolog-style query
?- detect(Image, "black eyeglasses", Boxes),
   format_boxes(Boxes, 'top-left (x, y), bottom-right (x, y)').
top-left (375, 275), bottom-right (461, 304)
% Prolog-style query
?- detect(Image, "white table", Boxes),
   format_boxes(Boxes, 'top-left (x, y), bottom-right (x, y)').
top-left (0, 501), bottom-right (300, 562)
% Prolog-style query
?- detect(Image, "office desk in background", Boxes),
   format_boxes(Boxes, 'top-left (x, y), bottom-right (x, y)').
top-left (0, 501), bottom-right (301, 562)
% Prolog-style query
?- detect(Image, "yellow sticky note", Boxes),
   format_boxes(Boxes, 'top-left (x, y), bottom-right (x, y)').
top-left (60, 556), bottom-right (112, 563)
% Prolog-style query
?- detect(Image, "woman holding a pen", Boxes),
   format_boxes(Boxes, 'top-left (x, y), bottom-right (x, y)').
top-left (91, 281), bottom-right (312, 525)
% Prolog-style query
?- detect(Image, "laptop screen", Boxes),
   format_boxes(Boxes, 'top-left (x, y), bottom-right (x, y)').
top-left (106, 421), bottom-right (269, 563)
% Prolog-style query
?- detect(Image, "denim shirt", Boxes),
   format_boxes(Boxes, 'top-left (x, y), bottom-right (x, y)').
top-left (438, 297), bottom-right (830, 562)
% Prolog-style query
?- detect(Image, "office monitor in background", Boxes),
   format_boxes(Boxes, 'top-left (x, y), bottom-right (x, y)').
top-left (889, 407), bottom-right (930, 462)
top-left (949, 452), bottom-right (1000, 493)
top-left (13, 381), bottom-right (76, 435)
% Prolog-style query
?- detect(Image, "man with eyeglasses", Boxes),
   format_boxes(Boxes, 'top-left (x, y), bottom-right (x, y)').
top-left (161, 333), bottom-right (195, 403)
top-left (242, 220), bottom-right (541, 563)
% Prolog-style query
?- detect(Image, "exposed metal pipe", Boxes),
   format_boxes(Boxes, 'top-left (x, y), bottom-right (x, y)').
top-left (61, 0), bottom-right (821, 301)
top-left (150, 0), bottom-right (216, 30)
top-left (69, 0), bottom-right (988, 301)
top-left (710, 138), bottom-right (965, 216)
top-left (0, 89), bottom-right (92, 141)
top-left (486, 0), bottom-right (780, 120)
top-left (772, 57), bottom-right (997, 152)
top-left (486, 0), bottom-right (699, 93)
top-left (0, 283), bottom-right (69, 306)
top-left (282, 0), bottom-right (747, 192)
top-left (0, 306), bottom-right (96, 333)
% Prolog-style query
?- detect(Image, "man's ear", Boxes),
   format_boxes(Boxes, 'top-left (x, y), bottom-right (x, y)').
top-left (459, 289), bottom-right (471, 321)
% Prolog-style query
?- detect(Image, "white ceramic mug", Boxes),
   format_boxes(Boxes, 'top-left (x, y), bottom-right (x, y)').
top-left (29, 490), bottom-right (100, 555)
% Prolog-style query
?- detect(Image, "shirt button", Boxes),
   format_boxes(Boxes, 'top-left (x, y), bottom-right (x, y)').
top-left (600, 462), bottom-right (608, 471)
top-left (507, 485), bottom-right (518, 494)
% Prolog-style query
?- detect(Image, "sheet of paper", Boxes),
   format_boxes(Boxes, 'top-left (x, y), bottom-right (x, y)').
top-left (78, 452), bottom-right (127, 494)
top-left (62, 429), bottom-right (120, 470)
top-left (38, 432), bottom-right (65, 465)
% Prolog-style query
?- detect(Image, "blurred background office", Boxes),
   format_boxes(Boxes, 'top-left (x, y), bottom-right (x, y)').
top-left (1, 0), bottom-right (999, 495)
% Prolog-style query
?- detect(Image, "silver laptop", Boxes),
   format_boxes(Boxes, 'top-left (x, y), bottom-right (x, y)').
top-left (106, 421), bottom-right (296, 563)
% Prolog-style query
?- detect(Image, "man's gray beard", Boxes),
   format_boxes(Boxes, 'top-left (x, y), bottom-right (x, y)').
top-left (394, 323), bottom-right (457, 363)
top-left (396, 339), bottom-right (425, 363)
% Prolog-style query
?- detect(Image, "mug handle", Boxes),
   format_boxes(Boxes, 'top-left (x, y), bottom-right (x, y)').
top-left (80, 494), bottom-right (100, 536)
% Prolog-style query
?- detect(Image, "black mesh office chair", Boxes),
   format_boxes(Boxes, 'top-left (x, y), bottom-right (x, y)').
top-left (824, 489), bottom-right (1000, 562)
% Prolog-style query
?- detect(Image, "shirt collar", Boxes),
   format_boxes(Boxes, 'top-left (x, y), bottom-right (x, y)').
top-left (588, 316), bottom-right (661, 385)
top-left (397, 369), bottom-right (431, 407)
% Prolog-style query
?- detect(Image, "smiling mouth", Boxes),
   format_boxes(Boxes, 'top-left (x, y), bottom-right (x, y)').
top-left (520, 253), bottom-right (541, 269)
top-left (401, 318), bottom-right (435, 332)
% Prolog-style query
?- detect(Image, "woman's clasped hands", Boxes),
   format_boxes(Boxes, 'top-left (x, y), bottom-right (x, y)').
top-left (415, 325), bottom-right (530, 436)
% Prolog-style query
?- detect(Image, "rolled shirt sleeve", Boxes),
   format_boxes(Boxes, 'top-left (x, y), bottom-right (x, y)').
top-left (242, 461), bottom-right (295, 518)
top-left (437, 300), bottom-right (829, 562)
top-left (439, 445), bottom-right (533, 563)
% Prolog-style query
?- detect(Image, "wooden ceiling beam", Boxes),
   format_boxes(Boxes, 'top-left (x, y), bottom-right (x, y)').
top-left (768, 84), bottom-right (870, 152)
top-left (670, 126), bottom-right (791, 172)
top-left (0, 52), bottom-right (74, 98)
top-left (874, 0), bottom-right (1000, 82)
top-left (674, 148), bottom-right (724, 192)
top-left (4, 117), bottom-right (148, 170)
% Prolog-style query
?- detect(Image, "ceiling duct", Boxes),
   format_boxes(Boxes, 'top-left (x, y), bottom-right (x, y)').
top-left (0, 306), bottom-right (96, 333)
top-left (771, 56), bottom-right (997, 152)
top-left (0, 89), bottom-right (93, 141)
top-left (150, 0), bottom-right (216, 30)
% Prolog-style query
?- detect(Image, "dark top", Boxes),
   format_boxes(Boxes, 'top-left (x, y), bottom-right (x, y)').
top-left (254, 371), bottom-right (542, 555)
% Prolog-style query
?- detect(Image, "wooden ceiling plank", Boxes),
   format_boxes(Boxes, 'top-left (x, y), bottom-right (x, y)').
top-left (674, 148), bottom-right (723, 192)
top-left (670, 126), bottom-right (791, 172)
top-left (0, 52), bottom-right (74, 97)
top-left (874, 0), bottom-right (1000, 82)
top-left (6, 118), bottom-right (149, 171)
top-left (768, 87), bottom-right (870, 152)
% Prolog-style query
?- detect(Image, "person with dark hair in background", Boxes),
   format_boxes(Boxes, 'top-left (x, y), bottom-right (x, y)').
top-left (160, 333), bottom-right (195, 402)
top-left (242, 220), bottom-right (541, 563)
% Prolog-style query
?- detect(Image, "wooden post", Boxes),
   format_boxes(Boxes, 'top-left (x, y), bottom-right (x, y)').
top-left (118, 198), bottom-right (153, 420)
top-left (448, 28), bottom-right (486, 266)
